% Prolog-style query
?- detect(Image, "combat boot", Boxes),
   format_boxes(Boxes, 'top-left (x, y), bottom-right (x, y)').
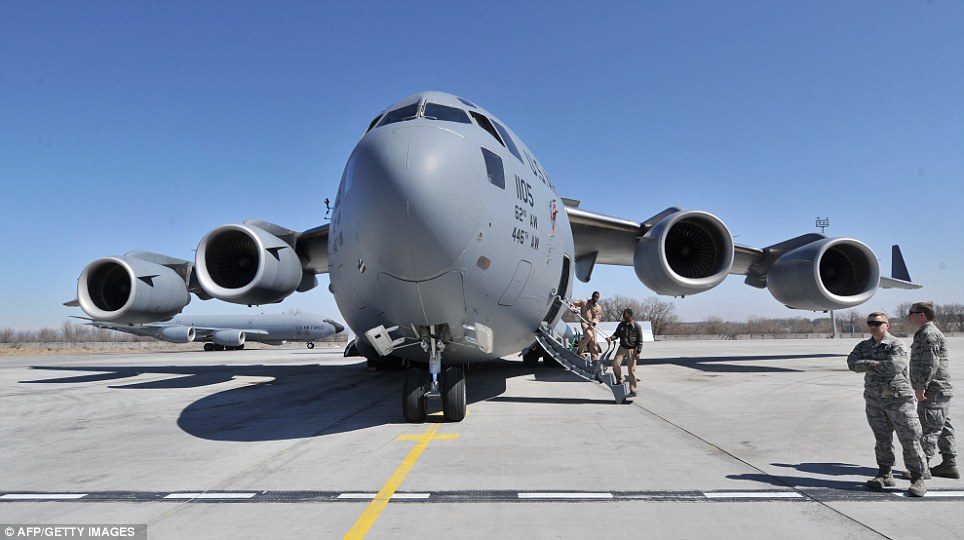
top-left (930, 454), bottom-right (960, 479)
top-left (908, 471), bottom-right (927, 497)
top-left (866, 467), bottom-right (895, 490)
top-left (901, 468), bottom-right (931, 480)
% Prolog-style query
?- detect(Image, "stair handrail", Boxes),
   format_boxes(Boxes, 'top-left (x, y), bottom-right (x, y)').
top-left (556, 295), bottom-right (613, 341)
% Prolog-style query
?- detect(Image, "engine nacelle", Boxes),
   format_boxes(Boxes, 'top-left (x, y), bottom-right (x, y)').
top-left (195, 223), bottom-right (303, 305)
top-left (767, 238), bottom-right (880, 311)
top-left (77, 257), bottom-right (191, 323)
top-left (634, 210), bottom-right (734, 296)
top-left (212, 329), bottom-right (245, 347)
top-left (159, 326), bottom-right (196, 343)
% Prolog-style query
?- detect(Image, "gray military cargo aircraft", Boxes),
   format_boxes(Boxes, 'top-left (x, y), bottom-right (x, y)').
top-left (73, 313), bottom-right (343, 351)
top-left (71, 91), bottom-right (918, 423)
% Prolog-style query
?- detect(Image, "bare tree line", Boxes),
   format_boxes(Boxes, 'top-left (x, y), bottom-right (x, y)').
top-left (563, 296), bottom-right (964, 337)
top-left (0, 322), bottom-right (146, 344)
top-left (3, 301), bottom-right (961, 343)
top-left (563, 294), bottom-right (679, 336)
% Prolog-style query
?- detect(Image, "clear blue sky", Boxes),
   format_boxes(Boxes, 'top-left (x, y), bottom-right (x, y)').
top-left (2, 1), bottom-right (962, 330)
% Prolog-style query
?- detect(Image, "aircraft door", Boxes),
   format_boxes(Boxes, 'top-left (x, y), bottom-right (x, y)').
top-left (542, 255), bottom-right (571, 323)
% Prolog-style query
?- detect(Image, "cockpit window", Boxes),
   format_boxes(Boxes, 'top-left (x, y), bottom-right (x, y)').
top-left (481, 148), bottom-right (505, 189)
top-left (378, 103), bottom-right (419, 127)
top-left (424, 103), bottom-right (471, 124)
top-left (492, 121), bottom-right (523, 163)
top-left (458, 97), bottom-right (478, 108)
top-left (364, 114), bottom-right (383, 135)
top-left (470, 112), bottom-right (505, 147)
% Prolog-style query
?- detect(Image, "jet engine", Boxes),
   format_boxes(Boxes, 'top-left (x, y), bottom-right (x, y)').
top-left (77, 256), bottom-right (191, 323)
top-left (633, 210), bottom-right (734, 296)
top-left (159, 326), bottom-right (196, 343)
top-left (212, 329), bottom-right (245, 347)
top-left (195, 223), bottom-right (304, 305)
top-left (767, 238), bottom-right (879, 311)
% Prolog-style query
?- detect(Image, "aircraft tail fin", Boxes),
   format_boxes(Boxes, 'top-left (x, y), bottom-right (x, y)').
top-left (891, 245), bottom-right (912, 282)
top-left (879, 245), bottom-right (921, 290)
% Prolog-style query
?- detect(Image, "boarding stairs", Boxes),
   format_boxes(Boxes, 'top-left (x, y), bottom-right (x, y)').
top-left (534, 311), bottom-right (632, 404)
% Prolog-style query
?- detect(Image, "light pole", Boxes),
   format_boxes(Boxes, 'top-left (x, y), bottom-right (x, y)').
top-left (816, 217), bottom-right (837, 338)
top-left (815, 217), bottom-right (830, 234)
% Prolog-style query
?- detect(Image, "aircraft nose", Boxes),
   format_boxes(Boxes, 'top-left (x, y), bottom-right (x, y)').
top-left (344, 125), bottom-right (482, 280)
top-left (326, 319), bottom-right (345, 334)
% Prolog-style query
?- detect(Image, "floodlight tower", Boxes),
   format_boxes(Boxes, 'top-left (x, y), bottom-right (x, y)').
top-left (815, 217), bottom-right (830, 234)
top-left (816, 217), bottom-right (838, 337)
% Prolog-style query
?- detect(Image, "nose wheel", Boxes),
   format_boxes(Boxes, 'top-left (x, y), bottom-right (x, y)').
top-left (442, 366), bottom-right (466, 422)
top-left (402, 367), bottom-right (428, 422)
top-left (400, 336), bottom-right (466, 423)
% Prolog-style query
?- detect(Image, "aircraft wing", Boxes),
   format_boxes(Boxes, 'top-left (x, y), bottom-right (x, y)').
top-left (566, 206), bottom-right (644, 280)
top-left (566, 205), bottom-right (774, 281)
top-left (879, 277), bottom-right (921, 290)
top-left (82, 318), bottom-right (273, 345)
top-left (78, 318), bottom-right (166, 339)
top-left (566, 204), bottom-right (919, 309)
top-left (296, 223), bottom-right (330, 274)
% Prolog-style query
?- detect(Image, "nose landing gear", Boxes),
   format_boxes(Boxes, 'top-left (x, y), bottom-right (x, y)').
top-left (401, 334), bottom-right (466, 423)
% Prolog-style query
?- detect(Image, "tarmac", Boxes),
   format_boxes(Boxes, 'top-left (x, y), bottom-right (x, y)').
top-left (1, 338), bottom-right (962, 539)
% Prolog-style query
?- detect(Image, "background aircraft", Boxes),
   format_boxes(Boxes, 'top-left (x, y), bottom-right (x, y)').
top-left (75, 313), bottom-right (344, 351)
top-left (70, 91), bottom-right (917, 422)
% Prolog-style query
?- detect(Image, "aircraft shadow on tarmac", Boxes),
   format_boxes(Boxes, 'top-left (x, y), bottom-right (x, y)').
top-left (729, 462), bottom-right (882, 491)
top-left (21, 360), bottom-right (509, 441)
top-left (19, 352), bottom-right (835, 439)
top-left (643, 353), bottom-right (841, 373)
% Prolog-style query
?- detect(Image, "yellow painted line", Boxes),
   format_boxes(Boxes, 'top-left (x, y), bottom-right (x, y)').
top-left (427, 409), bottom-right (470, 418)
top-left (343, 422), bottom-right (459, 540)
top-left (397, 434), bottom-right (458, 441)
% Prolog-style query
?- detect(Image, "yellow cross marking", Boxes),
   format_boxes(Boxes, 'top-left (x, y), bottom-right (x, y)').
top-left (343, 422), bottom-right (459, 539)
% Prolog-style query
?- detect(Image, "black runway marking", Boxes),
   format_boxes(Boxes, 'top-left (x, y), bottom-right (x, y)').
top-left (2, 489), bottom-right (962, 503)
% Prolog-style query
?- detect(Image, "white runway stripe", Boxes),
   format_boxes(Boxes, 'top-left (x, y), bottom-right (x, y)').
top-left (336, 493), bottom-right (431, 499)
top-left (703, 491), bottom-right (803, 499)
top-left (892, 490), bottom-right (964, 498)
top-left (0, 493), bottom-right (87, 500)
top-left (163, 492), bottom-right (257, 499)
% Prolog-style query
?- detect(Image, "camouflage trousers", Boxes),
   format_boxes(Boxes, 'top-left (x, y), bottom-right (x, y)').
top-left (917, 393), bottom-right (957, 460)
top-left (865, 397), bottom-right (925, 473)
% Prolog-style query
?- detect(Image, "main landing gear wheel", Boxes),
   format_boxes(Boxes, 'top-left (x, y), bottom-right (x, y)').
top-left (442, 366), bottom-right (466, 422)
top-left (306, 341), bottom-right (315, 349)
top-left (402, 367), bottom-right (428, 423)
top-left (522, 346), bottom-right (541, 367)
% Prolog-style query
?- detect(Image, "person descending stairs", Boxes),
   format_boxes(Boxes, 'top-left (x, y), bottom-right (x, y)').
top-left (532, 298), bottom-right (633, 404)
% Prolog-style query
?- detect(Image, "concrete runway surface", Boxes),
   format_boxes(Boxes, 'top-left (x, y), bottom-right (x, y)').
top-left (2, 338), bottom-right (962, 539)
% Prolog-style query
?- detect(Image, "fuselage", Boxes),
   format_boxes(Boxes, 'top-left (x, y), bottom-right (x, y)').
top-left (328, 92), bottom-right (575, 363)
top-left (166, 314), bottom-right (342, 342)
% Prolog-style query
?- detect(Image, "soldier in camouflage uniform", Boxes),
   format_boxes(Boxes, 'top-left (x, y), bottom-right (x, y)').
top-left (908, 302), bottom-right (958, 479)
top-left (847, 312), bottom-right (926, 496)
